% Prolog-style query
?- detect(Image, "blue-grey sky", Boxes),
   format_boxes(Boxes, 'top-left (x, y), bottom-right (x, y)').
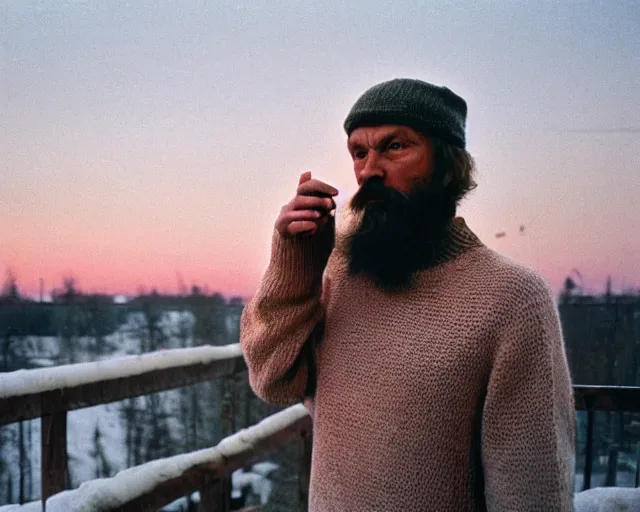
top-left (1, 1), bottom-right (639, 297)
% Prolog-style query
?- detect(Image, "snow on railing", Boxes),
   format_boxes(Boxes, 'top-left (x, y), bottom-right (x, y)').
top-left (0, 343), bottom-right (247, 503)
top-left (0, 344), bottom-right (242, 400)
top-left (0, 404), bottom-right (312, 512)
top-left (0, 344), bottom-right (246, 426)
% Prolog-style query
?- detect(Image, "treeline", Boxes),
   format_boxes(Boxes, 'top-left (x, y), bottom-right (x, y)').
top-left (0, 275), bottom-right (243, 369)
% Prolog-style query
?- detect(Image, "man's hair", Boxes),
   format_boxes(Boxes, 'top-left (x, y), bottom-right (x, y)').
top-left (430, 138), bottom-right (477, 217)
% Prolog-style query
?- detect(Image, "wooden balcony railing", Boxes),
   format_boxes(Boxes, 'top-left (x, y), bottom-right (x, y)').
top-left (573, 385), bottom-right (640, 490)
top-left (0, 404), bottom-right (311, 512)
top-left (0, 345), bottom-right (252, 509)
top-left (0, 346), bottom-right (639, 510)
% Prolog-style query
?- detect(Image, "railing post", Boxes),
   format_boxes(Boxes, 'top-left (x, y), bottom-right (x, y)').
top-left (299, 426), bottom-right (312, 509)
top-left (605, 445), bottom-right (618, 486)
top-left (583, 405), bottom-right (594, 491)
top-left (41, 411), bottom-right (68, 507)
top-left (635, 443), bottom-right (640, 488)
top-left (199, 476), bottom-right (231, 512)
top-left (19, 420), bottom-right (25, 504)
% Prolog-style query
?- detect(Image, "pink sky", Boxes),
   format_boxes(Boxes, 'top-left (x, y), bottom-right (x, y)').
top-left (2, 3), bottom-right (638, 300)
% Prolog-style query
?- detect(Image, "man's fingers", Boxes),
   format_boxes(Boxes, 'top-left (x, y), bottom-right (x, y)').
top-left (276, 208), bottom-right (332, 238)
top-left (276, 209), bottom-right (322, 235)
top-left (297, 178), bottom-right (339, 198)
top-left (293, 195), bottom-right (335, 212)
top-left (276, 173), bottom-right (336, 238)
top-left (284, 209), bottom-right (322, 222)
top-left (298, 171), bottom-right (312, 186)
top-left (288, 221), bottom-right (317, 236)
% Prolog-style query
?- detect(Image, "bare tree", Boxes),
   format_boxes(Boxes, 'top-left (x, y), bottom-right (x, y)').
top-left (90, 425), bottom-right (112, 479)
top-left (54, 277), bottom-right (80, 364)
top-left (1, 269), bottom-right (19, 298)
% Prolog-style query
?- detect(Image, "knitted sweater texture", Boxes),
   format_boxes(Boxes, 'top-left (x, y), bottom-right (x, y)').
top-left (240, 215), bottom-right (576, 511)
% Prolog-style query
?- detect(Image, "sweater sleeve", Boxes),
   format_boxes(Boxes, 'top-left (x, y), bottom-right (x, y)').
top-left (482, 283), bottom-right (576, 511)
top-left (239, 218), bottom-right (334, 406)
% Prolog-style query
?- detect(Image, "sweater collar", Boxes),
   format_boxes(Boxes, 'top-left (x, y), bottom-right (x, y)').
top-left (429, 216), bottom-right (484, 268)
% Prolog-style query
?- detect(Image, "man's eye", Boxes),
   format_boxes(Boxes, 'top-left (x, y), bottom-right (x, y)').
top-left (388, 141), bottom-right (403, 150)
top-left (353, 150), bottom-right (367, 159)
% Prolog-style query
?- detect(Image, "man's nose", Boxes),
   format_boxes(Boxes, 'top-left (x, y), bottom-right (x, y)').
top-left (359, 151), bottom-right (384, 184)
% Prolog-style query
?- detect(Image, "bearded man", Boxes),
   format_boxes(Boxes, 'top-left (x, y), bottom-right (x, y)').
top-left (240, 78), bottom-right (576, 511)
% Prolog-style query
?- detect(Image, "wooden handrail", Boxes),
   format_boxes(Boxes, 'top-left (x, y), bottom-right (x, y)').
top-left (573, 385), bottom-right (640, 413)
top-left (0, 405), bottom-right (312, 512)
top-left (573, 385), bottom-right (640, 491)
top-left (0, 344), bottom-right (246, 426)
top-left (0, 344), bottom-right (247, 503)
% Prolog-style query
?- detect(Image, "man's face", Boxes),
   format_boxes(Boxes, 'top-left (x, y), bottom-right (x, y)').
top-left (347, 125), bottom-right (434, 197)
top-left (344, 125), bottom-right (453, 291)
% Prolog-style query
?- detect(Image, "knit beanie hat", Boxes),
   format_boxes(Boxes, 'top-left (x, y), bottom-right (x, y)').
top-left (343, 78), bottom-right (467, 148)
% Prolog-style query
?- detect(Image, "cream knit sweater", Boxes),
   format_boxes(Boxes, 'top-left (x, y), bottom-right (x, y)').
top-left (240, 215), bottom-right (576, 511)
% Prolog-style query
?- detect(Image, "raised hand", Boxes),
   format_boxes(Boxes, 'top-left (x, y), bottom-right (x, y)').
top-left (275, 171), bottom-right (339, 238)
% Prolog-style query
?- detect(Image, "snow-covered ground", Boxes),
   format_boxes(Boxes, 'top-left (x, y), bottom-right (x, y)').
top-left (68, 403), bottom-right (128, 485)
top-left (161, 462), bottom-right (279, 511)
top-left (0, 404), bottom-right (127, 502)
top-left (574, 487), bottom-right (640, 512)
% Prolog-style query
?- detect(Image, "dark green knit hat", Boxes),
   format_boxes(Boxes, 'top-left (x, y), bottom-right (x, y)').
top-left (343, 78), bottom-right (467, 148)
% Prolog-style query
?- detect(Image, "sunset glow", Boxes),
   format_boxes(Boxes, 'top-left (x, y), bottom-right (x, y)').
top-left (2, 2), bottom-right (638, 300)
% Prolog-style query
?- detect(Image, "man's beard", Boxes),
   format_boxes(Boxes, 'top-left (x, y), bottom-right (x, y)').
top-left (345, 176), bottom-right (454, 291)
